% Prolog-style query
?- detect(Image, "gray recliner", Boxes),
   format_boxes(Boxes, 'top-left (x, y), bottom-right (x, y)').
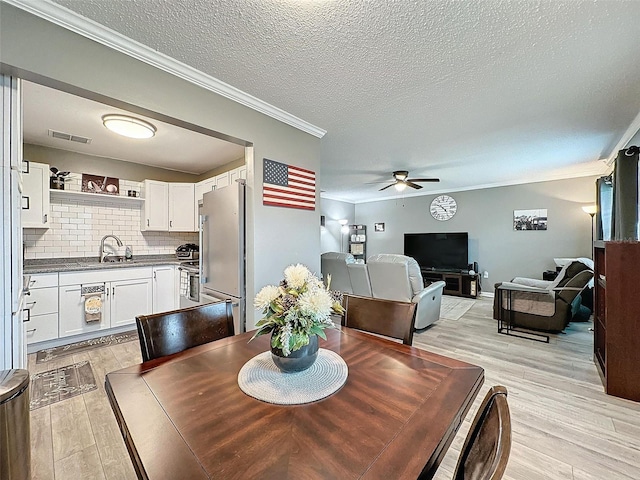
top-left (367, 254), bottom-right (446, 330)
top-left (347, 263), bottom-right (373, 297)
top-left (320, 252), bottom-right (355, 293)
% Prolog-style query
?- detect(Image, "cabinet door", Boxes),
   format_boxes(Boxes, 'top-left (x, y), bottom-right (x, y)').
top-left (153, 266), bottom-right (177, 313)
top-left (59, 283), bottom-right (110, 337)
top-left (142, 180), bottom-right (169, 231)
top-left (229, 165), bottom-right (247, 184)
top-left (168, 183), bottom-right (195, 232)
top-left (110, 278), bottom-right (153, 327)
top-left (214, 172), bottom-right (230, 189)
top-left (194, 178), bottom-right (215, 228)
top-left (21, 161), bottom-right (50, 228)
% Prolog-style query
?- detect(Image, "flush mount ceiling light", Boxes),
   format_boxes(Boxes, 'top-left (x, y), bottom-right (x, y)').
top-left (102, 114), bottom-right (156, 139)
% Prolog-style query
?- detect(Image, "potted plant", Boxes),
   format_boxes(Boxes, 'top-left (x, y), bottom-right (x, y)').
top-left (252, 264), bottom-right (344, 372)
top-left (49, 167), bottom-right (70, 190)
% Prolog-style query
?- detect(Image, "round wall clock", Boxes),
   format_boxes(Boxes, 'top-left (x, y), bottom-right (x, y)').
top-left (430, 195), bottom-right (457, 221)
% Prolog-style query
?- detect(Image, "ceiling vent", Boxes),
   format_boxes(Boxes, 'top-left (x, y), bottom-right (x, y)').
top-left (48, 129), bottom-right (92, 144)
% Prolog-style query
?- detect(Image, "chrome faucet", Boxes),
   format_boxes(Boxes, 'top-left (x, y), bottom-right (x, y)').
top-left (99, 234), bottom-right (123, 262)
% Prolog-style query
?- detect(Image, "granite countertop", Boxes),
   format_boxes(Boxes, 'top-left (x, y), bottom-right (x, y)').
top-left (24, 254), bottom-right (183, 274)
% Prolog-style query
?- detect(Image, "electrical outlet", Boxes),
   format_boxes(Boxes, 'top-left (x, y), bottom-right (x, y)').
top-left (483, 271), bottom-right (489, 279)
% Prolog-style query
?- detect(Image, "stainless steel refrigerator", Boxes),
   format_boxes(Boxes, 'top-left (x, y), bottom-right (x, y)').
top-left (199, 180), bottom-right (246, 334)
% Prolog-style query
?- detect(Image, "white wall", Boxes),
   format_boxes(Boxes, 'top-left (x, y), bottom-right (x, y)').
top-left (355, 176), bottom-right (598, 290)
top-left (0, 4), bottom-right (323, 329)
top-left (320, 197), bottom-right (356, 254)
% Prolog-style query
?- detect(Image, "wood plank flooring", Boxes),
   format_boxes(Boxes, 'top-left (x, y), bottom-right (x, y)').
top-left (27, 297), bottom-right (640, 479)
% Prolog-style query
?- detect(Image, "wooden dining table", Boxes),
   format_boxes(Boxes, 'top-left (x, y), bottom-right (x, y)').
top-left (106, 327), bottom-right (484, 480)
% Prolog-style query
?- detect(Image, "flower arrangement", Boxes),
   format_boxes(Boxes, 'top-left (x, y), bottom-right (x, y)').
top-left (252, 264), bottom-right (345, 356)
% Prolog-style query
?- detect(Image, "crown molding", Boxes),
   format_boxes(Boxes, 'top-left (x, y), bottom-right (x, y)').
top-left (604, 109), bottom-right (640, 166)
top-left (2, 0), bottom-right (327, 139)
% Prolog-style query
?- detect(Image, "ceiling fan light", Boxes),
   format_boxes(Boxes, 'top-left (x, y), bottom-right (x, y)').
top-left (102, 114), bottom-right (156, 139)
top-left (395, 182), bottom-right (407, 192)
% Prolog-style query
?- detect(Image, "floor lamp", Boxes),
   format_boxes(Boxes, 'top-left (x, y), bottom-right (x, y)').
top-left (582, 205), bottom-right (597, 258)
top-left (339, 219), bottom-right (349, 253)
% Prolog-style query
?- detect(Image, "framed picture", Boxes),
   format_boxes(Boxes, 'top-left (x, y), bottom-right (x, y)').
top-left (350, 244), bottom-right (364, 255)
top-left (513, 209), bottom-right (547, 231)
top-left (374, 222), bottom-right (385, 232)
top-left (82, 174), bottom-right (120, 195)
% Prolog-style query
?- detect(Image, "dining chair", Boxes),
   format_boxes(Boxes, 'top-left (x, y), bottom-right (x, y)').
top-left (452, 385), bottom-right (512, 480)
top-left (342, 294), bottom-right (417, 345)
top-left (135, 300), bottom-right (234, 362)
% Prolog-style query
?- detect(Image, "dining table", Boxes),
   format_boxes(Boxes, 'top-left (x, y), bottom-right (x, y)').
top-left (106, 327), bottom-right (484, 480)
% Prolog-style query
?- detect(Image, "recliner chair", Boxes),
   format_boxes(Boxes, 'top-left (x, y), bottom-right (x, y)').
top-left (493, 258), bottom-right (594, 332)
top-left (320, 252), bottom-right (355, 293)
top-left (367, 254), bottom-right (446, 330)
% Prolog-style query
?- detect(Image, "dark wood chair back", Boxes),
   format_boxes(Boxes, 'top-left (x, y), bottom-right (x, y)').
top-left (342, 294), bottom-right (417, 345)
top-left (136, 300), bottom-right (234, 362)
top-left (453, 385), bottom-right (512, 480)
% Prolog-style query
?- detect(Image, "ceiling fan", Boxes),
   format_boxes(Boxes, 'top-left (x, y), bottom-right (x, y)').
top-left (379, 170), bottom-right (440, 191)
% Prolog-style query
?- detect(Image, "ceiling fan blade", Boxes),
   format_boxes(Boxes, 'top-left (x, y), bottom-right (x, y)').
top-left (379, 183), bottom-right (395, 191)
top-left (405, 181), bottom-right (423, 189)
top-left (407, 178), bottom-right (440, 183)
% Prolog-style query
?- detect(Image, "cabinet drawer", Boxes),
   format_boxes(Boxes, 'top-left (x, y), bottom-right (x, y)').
top-left (25, 286), bottom-right (58, 316)
top-left (25, 313), bottom-right (59, 344)
top-left (27, 272), bottom-right (58, 289)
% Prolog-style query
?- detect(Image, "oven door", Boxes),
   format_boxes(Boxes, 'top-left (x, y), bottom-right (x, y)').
top-left (187, 271), bottom-right (200, 302)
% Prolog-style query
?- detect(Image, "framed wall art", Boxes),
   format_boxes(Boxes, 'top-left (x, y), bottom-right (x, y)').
top-left (513, 209), bottom-right (547, 231)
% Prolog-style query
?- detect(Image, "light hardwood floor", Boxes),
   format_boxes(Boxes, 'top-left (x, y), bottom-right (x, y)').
top-left (28, 297), bottom-right (640, 479)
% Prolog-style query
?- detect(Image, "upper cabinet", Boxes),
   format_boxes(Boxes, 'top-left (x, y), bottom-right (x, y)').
top-left (141, 180), bottom-right (195, 232)
top-left (194, 165), bottom-right (246, 227)
top-left (21, 161), bottom-right (50, 229)
top-left (168, 183), bottom-right (195, 231)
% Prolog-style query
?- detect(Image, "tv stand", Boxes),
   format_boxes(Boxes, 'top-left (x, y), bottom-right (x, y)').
top-left (421, 269), bottom-right (479, 298)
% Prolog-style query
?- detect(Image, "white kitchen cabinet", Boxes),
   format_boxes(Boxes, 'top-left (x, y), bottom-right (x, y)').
top-left (24, 273), bottom-right (59, 344)
top-left (229, 165), bottom-right (247, 184)
top-left (59, 282), bottom-right (110, 338)
top-left (214, 171), bottom-right (231, 189)
top-left (152, 265), bottom-right (177, 313)
top-left (110, 277), bottom-right (153, 328)
top-left (142, 179), bottom-right (169, 230)
top-left (21, 160), bottom-right (50, 228)
top-left (59, 267), bottom-right (153, 338)
top-left (168, 183), bottom-right (195, 231)
top-left (141, 179), bottom-right (195, 232)
top-left (194, 177), bottom-right (216, 226)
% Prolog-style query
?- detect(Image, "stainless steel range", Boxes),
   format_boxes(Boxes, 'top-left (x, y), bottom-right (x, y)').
top-left (178, 261), bottom-right (201, 308)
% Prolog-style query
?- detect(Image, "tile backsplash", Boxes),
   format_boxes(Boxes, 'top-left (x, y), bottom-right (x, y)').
top-left (24, 195), bottom-right (198, 259)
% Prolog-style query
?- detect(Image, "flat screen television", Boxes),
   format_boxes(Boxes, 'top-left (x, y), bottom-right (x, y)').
top-left (404, 232), bottom-right (469, 271)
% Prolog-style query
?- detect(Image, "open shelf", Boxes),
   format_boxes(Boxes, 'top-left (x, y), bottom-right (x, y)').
top-left (50, 189), bottom-right (145, 206)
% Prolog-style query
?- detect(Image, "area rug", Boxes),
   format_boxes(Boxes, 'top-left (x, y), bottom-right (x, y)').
top-left (36, 330), bottom-right (138, 363)
top-left (30, 361), bottom-right (97, 410)
top-left (440, 295), bottom-right (476, 321)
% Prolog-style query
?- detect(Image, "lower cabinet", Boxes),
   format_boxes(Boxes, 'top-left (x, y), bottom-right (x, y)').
top-left (59, 282), bottom-right (111, 337)
top-left (58, 267), bottom-right (154, 338)
top-left (110, 278), bottom-right (153, 328)
top-left (27, 265), bottom-right (173, 344)
top-left (152, 265), bottom-right (177, 313)
top-left (24, 273), bottom-right (59, 344)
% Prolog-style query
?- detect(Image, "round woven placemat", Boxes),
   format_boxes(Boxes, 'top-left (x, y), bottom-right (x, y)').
top-left (237, 349), bottom-right (348, 405)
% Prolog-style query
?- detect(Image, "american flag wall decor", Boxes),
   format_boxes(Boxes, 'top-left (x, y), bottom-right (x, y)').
top-left (263, 158), bottom-right (316, 210)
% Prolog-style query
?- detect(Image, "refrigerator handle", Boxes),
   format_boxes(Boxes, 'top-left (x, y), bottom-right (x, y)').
top-left (199, 214), bottom-right (207, 284)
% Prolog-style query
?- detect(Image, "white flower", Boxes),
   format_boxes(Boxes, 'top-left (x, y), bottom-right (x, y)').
top-left (254, 285), bottom-right (281, 309)
top-left (298, 289), bottom-right (333, 321)
top-left (280, 323), bottom-right (292, 356)
top-left (284, 264), bottom-right (311, 289)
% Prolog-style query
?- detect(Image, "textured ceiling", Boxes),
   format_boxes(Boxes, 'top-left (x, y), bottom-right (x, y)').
top-left (51, 0), bottom-right (640, 202)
